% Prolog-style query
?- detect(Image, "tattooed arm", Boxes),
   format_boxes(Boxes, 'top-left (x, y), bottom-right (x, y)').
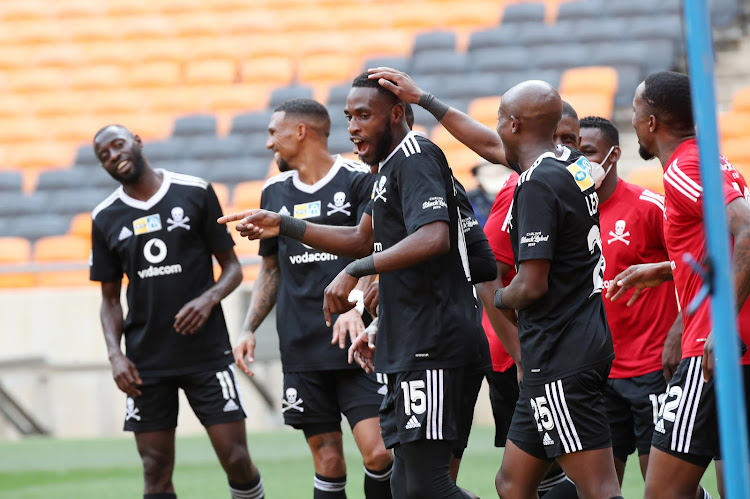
top-left (233, 254), bottom-right (281, 375)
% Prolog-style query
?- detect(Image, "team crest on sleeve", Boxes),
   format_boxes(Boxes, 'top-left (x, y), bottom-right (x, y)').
top-left (327, 191), bottom-right (351, 216)
top-left (566, 157), bottom-right (594, 192)
top-left (294, 201), bottom-right (321, 219)
top-left (133, 214), bottom-right (162, 235)
top-left (372, 176), bottom-right (387, 202)
top-left (167, 207), bottom-right (191, 232)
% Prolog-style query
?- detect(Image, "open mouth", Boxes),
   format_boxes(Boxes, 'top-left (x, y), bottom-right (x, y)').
top-left (116, 159), bottom-right (132, 174)
top-left (351, 137), bottom-right (369, 157)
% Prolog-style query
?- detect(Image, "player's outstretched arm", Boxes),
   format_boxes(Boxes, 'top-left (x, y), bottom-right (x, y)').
top-left (322, 220), bottom-right (450, 325)
top-left (476, 261), bottom-right (521, 365)
top-left (174, 249), bottom-right (242, 335)
top-left (495, 259), bottom-right (551, 311)
top-left (234, 254), bottom-right (280, 376)
top-left (368, 67), bottom-right (507, 166)
top-left (219, 210), bottom-right (374, 259)
top-left (605, 261), bottom-right (673, 306)
top-left (100, 280), bottom-right (142, 397)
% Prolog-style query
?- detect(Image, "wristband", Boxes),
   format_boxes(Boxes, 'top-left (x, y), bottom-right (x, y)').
top-left (278, 215), bottom-right (306, 241)
top-left (345, 254), bottom-right (376, 278)
top-left (418, 91), bottom-right (450, 121)
top-left (494, 287), bottom-right (508, 310)
top-left (348, 289), bottom-right (365, 315)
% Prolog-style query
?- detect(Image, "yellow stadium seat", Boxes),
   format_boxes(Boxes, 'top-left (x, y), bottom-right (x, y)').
top-left (241, 34), bottom-right (298, 59)
top-left (731, 87), bottom-right (750, 114)
top-left (0, 1), bottom-right (51, 22)
top-left (68, 18), bottom-right (118, 44)
top-left (53, 0), bottom-right (106, 19)
top-left (105, 0), bottom-right (155, 17)
top-left (279, 8), bottom-right (332, 33)
top-left (69, 212), bottom-right (92, 239)
top-left (184, 36), bottom-right (242, 60)
top-left (0, 237), bottom-right (34, 288)
top-left (7, 19), bottom-right (66, 45)
top-left (128, 39), bottom-right (187, 64)
top-left (232, 180), bottom-right (266, 212)
top-left (0, 118), bottom-right (45, 143)
top-left (468, 96), bottom-right (502, 129)
top-left (125, 61), bottom-right (182, 88)
top-left (8, 141), bottom-right (75, 170)
top-left (441, 2), bottom-right (503, 30)
top-left (356, 29), bottom-right (413, 60)
top-left (85, 89), bottom-right (144, 115)
top-left (241, 262), bottom-right (261, 282)
top-left (722, 138), bottom-right (750, 167)
top-left (242, 56), bottom-right (295, 86)
top-left (299, 53), bottom-right (359, 86)
top-left (33, 234), bottom-right (91, 286)
top-left (559, 66), bottom-right (618, 96)
top-left (118, 16), bottom-right (174, 41)
top-left (69, 64), bottom-right (125, 91)
top-left (145, 87), bottom-right (205, 114)
top-left (719, 112), bottom-right (750, 142)
top-left (173, 12), bottom-right (224, 38)
top-left (185, 58), bottom-right (238, 85)
top-left (206, 84), bottom-right (270, 115)
top-left (212, 182), bottom-right (230, 210)
top-left (627, 166), bottom-right (664, 194)
top-left (79, 41), bottom-right (134, 65)
top-left (391, 5), bottom-right (445, 31)
top-left (30, 45), bottom-right (82, 69)
top-left (560, 92), bottom-right (614, 120)
top-left (6, 67), bottom-right (68, 93)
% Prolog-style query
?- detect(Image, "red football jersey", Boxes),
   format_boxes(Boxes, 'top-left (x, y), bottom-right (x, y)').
top-left (662, 138), bottom-right (750, 364)
top-left (600, 179), bottom-right (679, 378)
top-left (481, 172), bottom-right (519, 372)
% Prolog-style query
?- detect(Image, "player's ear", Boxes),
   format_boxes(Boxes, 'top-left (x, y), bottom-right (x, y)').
top-left (133, 134), bottom-right (143, 149)
top-left (648, 114), bottom-right (657, 133)
top-left (296, 122), bottom-right (306, 141)
top-left (391, 102), bottom-right (404, 125)
top-left (510, 115), bottom-right (520, 134)
top-left (611, 145), bottom-right (622, 163)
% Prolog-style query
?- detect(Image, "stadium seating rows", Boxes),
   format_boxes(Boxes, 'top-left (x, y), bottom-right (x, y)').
top-left (0, 0), bottom-right (747, 287)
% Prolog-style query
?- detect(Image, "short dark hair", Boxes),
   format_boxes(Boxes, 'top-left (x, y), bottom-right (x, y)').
top-left (643, 71), bottom-right (694, 130)
top-left (351, 72), bottom-right (400, 106)
top-left (94, 124), bottom-right (132, 142)
top-left (273, 98), bottom-right (331, 136)
top-left (561, 101), bottom-right (578, 120)
top-left (404, 102), bottom-right (414, 128)
top-left (579, 116), bottom-right (619, 146)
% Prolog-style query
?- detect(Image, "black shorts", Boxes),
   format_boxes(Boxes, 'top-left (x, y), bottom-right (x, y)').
top-left (604, 369), bottom-right (667, 460)
top-left (487, 365), bottom-right (519, 447)
top-left (452, 369), bottom-right (485, 458)
top-left (379, 367), bottom-right (469, 449)
top-left (507, 363), bottom-right (612, 459)
top-left (282, 369), bottom-right (384, 436)
top-left (123, 364), bottom-right (246, 432)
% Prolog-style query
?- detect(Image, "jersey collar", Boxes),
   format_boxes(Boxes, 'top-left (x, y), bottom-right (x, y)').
top-left (530, 145), bottom-right (573, 169)
top-left (117, 169), bottom-right (171, 211)
top-left (378, 131), bottom-right (420, 172)
top-left (292, 155), bottom-right (342, 194)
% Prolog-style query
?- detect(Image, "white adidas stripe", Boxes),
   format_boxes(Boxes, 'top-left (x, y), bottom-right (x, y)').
top-left (545, 380), bottom-right (583, 454)
top-left (545, 381), bottom-right (570, 453)
top-left (92, 189), bottom-right (121, 220)
top-left (672, 161), bottom-right (703, 194)
top-left (665, 168), bottom-right (700, 202)
top-left (171, 172), bottom-right (209, 189)
top-left (425, 369), bottom-right (444, 440)
top-left (640, 191), bottom-right (666, 211)
top-left (262, 171), bottom-right (294, 190)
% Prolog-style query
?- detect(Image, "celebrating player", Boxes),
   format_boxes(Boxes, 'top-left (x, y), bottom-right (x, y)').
top-left (233, 99), bottom-right (393, 499)
top-left (89, 125), bottom-right (264, 499)
top-left (608, 71), bottom-right (750, 499)
top-left (220, 73), bottom-right (490, 498)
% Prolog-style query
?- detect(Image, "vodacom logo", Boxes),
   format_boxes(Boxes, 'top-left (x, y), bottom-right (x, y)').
top-left (143, 238), bottom-right (167, 264)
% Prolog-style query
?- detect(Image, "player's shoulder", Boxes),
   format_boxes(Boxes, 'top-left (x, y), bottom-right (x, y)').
top-left (92, 188), bottom-right (123, 221)
top-left (621, 180), bottom-right (666, 211)
top-left (664, 156), bottom-right (703, 202)
top-left (169, 171), bottom-right (209, 190)
top-left (336, 156), bottom-right (371, 175)
top-left (396, 133), bottom-right (441, 163)
top-left (520, 147), bottom-right (590, 189)
top-left (262, 170), bottom-right (295, 191)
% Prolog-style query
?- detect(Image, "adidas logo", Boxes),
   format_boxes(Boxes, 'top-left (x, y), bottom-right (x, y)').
top-left (542, 432), bottom-right (554, 446)
top-left (377, 385), bottom-right (387, 396)
top-left (655, 419), bottom-right (666, 434)
top-left (118, 226), bottom-right (133, 241)
top-left (279, 206), bottom-right (290, 216)
top-left (405, 415), bottom-right (421, 430)
top-left (223, 399), bottom-right (239, 412)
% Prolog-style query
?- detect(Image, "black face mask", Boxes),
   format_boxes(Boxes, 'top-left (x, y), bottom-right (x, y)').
top-left (508, 161), bottom-right (522, 174)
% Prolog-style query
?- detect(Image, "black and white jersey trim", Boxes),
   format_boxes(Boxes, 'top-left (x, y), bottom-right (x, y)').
top-left (639, 189), bottom-right (666, 212)
top-left (92, 190), bottom-right (120, 220)
top-left (425, 368), bottom-right (444, 440)
top-left (262, 170), bottom-right (295, 190)
top-left (671, 356), bottom-right (705, 454)
top-left (401, 135), bottom-right (422, 157)
top-left (544, 379), bottom-right (583, 453)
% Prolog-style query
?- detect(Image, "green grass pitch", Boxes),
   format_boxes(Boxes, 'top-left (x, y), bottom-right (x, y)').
top-left (0, 425), bottom-right (718, 498)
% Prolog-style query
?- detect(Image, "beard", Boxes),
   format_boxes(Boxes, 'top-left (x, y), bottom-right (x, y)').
top-left (638, 144), bottom-right (655, 161)
top-left (277, 156), bottom-right (291, 172)
top-left (362, 124), bottom-right (394, 167)
top-left (109, 146), bottom-right (146, 184)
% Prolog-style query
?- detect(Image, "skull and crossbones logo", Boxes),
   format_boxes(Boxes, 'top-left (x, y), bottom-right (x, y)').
top-left (373, 177), bottom-right (387, 203)
top-left (125, 397), bottom-right (141, 421)
top-left (167, 207), bottom-right (191, 232)
top-left (327, 191), bottom-right (351, 216)
top-left (282, 387), bottom-right (304, 413)
top-left (608, 220), bottom-right (630, 245)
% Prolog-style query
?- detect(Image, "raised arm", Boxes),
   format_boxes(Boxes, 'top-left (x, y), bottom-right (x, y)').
top-left (218, 210), bottom-right (374, 259)
top-left (234, 254), bottom-right (280, 376)
top-left (368, 67), bottom-right (507, 166)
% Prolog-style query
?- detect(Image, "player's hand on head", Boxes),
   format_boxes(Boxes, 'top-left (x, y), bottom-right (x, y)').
top-left (233, 330), bottom-right (257, 376)
top-left (323, 270), bottom-right (358, 328)
top-left (332, 308), bottom-right (365, 349)
top-left (174, 295), bottom-right (215, 335)
top-left (363, 281), bottom-right (379, 317)
top-left (109, 352), bottom-right (142, 397)
top-left (367, 67), bottom-right (423, 104)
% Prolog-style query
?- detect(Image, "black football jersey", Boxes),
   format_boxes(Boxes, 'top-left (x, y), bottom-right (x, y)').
top-left (259, 156), bottom-right (373, 371)
top-left (90, 170), bottom-right (235, 376)
top-left (371, 132), bottom-right (481, 373)
top-left (509, 147), bottom-right (614, 384)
